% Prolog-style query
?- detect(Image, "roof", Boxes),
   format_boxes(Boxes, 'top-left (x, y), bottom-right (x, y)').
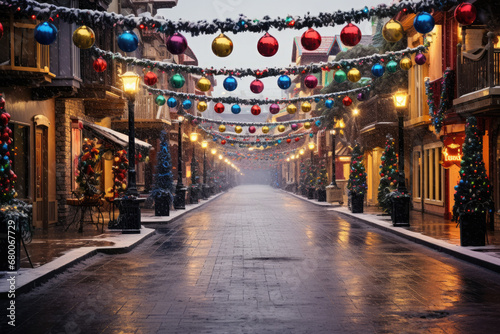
top-left (83, 121), bottom-right (152, 152)
top-left (291, 36), bottom-right (344, 64)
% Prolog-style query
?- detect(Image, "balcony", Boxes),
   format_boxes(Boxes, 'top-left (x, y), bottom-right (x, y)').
top-left (357, 94), bottom-right (398, 149)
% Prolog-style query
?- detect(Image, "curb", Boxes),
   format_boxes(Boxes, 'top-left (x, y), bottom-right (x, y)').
top-left (0, 228), bottom-right (156, 298)
top-left (279, 189), bottom-right (335, 207)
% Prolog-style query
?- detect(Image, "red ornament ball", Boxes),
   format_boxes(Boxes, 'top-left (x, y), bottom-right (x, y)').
top-left (286, 138), bottom-right (292, 143)
top-left (295, 137), bottom-right (300, 142)
top-left (93, 57), bottom-right (107, 72)
top-left (257, 32), bottom-right (279, 57)
top-left (340, 23), bottom-right (362, 47)
top-left (0, 22), bottom-right (4, 40)
top-left (249, 126), bottom-right (256, 134)
top-left (214, 102), bottom-right (225, 113)
top-left (342, 96), bottom-right (353, 106)
top-left (251, 105), bottom-right (261, 116)
top-left (455, 3), bottom-right (476, 26)
top-left (304, 75), bottom-right (318, 89)
top-left (0, 96), bottom-right (4, 109)
top-left (301, 28), bottom-right (322, 51)
top-left (221, 140), bottom-right (227, 145)
top-left (0, 113), bottom-right (9, 125)
top-left (144, 71), bottom-right (158, 86)
top-left (250, 79), bottom-right (264, 94)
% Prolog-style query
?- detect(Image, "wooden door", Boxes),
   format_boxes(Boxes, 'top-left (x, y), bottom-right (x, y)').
top-left (35, 127), bottom-right (49, 229)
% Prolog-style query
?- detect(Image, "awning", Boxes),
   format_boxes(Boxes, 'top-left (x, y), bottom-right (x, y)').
top-left (83, 121), bottom-right (152, 152)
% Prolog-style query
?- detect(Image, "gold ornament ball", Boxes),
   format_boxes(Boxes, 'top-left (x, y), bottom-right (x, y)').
top-left (197, 77), bottom-right (212, 92)
top-left (347, 68), bottom-right (361, 83)
top-left (219, 124), bottom-right (226, 133)
top-left (301, 102), bottom-right (311, 113)
top-left (212, 33), bottom-right (233, 57)
top-left (262, 126), bottom-right (269, 134)
top-left (400, 57), bottom-right (413, 71)
top-left (382, 20), bottom-right (404, 43)
top-left (304, 122), bottom-right (311, 130)
top-left (73, 26), bottom-right (95, 49)
top-left (235, 125), bottom-right (243, 133)
top-left (287, 104), bottom-right (297, 114)
top-left (197, 101), bottom-right (208, 112)
top-left (278, 125), bottom-right (286, 132)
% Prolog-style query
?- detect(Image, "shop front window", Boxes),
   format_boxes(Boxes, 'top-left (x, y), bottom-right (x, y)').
top-left (11, 123), bottom-right (30, 199)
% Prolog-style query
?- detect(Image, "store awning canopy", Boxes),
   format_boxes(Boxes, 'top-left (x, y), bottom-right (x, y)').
top-left (83, 121), bottom-right (152, 152)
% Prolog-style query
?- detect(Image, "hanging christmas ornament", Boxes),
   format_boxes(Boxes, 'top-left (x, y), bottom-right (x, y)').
top-left (262, 126), bottom-right (270, 134)
top-left (415, 53), bottom-right (427, 65)
top-left (301, 102), bottom-right (312, 113)
top-left (34, 22), bottom-right (58, 45)
top-left (357, 92), bottom-right (365, 101)
top-left (386, 60), bottom-right (398, 73)
top-left (315, 120), bottom-right (321, 127)
top-left (340, 23), bottom-right (362, 47)
top-left (155, 95), bottom-right (166, 106)
top-left (235, 125), bottom-right (243, 133)
top-left (197, 77), bottom-right (212, 92)
top-left (304, 75), bottom-right (318, 89)
top-left (382, 20), bottom-right (404, 43)
top-left (347, 68), bottom-right (361, 82)
top-left (221, 139), bottom-right (226, 145)
top-left (413, 12), bottom-right (435, 34)
top-left (257, 32), bottom-right (279, 57)
top-left (73, 26), bottom-right (95, 49)
top-left (277, 75), bottom-right (292, 90)
top-left (116, 30), bottom-right (138, 52)
top-left (182, 100), bottom-right (192, 109)
top-left (295, 137), bottom-right (300, 142)
top-left (231, 104), bottom-right (241, 114)
top-left (197, 101), bottom-right (208, 112)
top-left (249, 126), bottom-right (256, 134)
top-left (269, 103), bottom-right (280, 114)
top-left (219, 124), bottom-right (226, 133)
top-left (92, 57), bottom-right (107, 72)
top-left (325, 99), bottom-right (334, 108)
top-left (400, 57), bottom-right (413, 71)
top-left (0, 22), bottom-right (3, 40)
top-left (304, 122), bottom-right (311, 130)
top-left (278, 125), bottom-right (286, 132)
top-left (334, 70), bottom-right (347, 83)
top-left (455, 3), bottom-right (476, 26)
top-left (301, 28), bottom-right (322, 51)
top-left (167, 97), bottom-right (177, 108)
top-left (286, 138), bottom-right (292, 144)
top-left (214, 102), bottom-right (225, 113)
top-left (223, 76), bottom-right (238, 91)
top-left (166, 32), bottom-right (188, 55)
top-left (144, 71), bottom-right (158, 86)
top-left (291, 124), bottom-right (298, 131)
top-left (287, 104), bottom-right (297, 114)
top-left (212, 33), bottom-right (233, 57)
top-left (250, 79), bottom-right (264, 94)
top-left (342, 96), bottom-right (352, 106)
top-left (251, 105), bottom-right (261, 116)
top-left (371, 63), bottom-right (385, 77)
top-left (170, 73), bottom-right (185, 88)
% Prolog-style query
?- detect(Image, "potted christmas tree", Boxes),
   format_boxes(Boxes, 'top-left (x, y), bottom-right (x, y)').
top-left (347, 143), bottom-right (367, 213)
top-left (189, 155), bottom-right (200, 204)
top-left (151, 131), bottom-right (173, 216)
top-left (378, 134), bottom-right (398, 215)
top-left (306, 158), bottom-right (317, 199)
top-left (316, 160), bottom-right (328, 202)
top-left (452, 117), bottom-right (493, 246)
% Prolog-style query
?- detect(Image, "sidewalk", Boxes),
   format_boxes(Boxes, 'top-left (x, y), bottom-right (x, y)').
top-left (0, 193), bottom-right (223, 296)
top-left (284, 189), bottom-right (500, 273)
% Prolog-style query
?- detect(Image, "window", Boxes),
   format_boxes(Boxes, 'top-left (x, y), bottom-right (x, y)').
top-left (136, 161), bottom-right (145, 186)
top-left (415, 65), bottom-right (424, 118)
top-left (413, 150), bottom-right (422, 200)
top-left (10, 123), bottom-right (30, 199)
top-left (71, 123), bottom-right (82, 191)
top-left (424, 144), bottom-right (444, 204)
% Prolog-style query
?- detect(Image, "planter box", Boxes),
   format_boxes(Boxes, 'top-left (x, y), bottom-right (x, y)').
top-left (189, 187), bottom-right (199, 204)
top-left (391, 197), bottom-right (410, 226)
top-left (154, 197), bottom-right (170, 216)
top-left (326, 185), bottom-right (343, 204)
top-left (460, 212), bottom-right (486, 246)
top-left (350, 192), bottom-right (364, 213)
top-left (317, 189), bottom-right (327, 202)
top-left (307, 187), bottom-right (315, 199)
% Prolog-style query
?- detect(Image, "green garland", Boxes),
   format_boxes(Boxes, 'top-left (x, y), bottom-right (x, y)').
top-left (425, 69), bottom-right (454, 134)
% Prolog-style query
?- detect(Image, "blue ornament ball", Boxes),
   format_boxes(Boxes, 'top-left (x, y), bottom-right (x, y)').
top-left (413, 12), bottom-right (435, 34)
top-left (2, 155), bottom-right (8, 163)
top-left (371, 63), bottom-right (385, 77)
top-left (167, 97), bottom-right (177, 108)
top-left (454, 185), bottom-right (459, 191)
top-left (278, 139), bottom-right (282, 144)
top-left (34, 22), bottom-right (58, 45)
top-left (309, 133), bottom-right (314, 138)
top-left (314, 97), bottom-right (320, 103)
top-left (325, 99), bottom-right (334, 108)
top-left (223, 76), bottom-right (238, 91)
top-left (182, 99), bottom-right (192, 109)
top-left (213, 137), bottom-right (218, 142)
top-left (117, 31), bottom-right (139, 52)
top-left (231, 104), bottom-right (241, 114)
top-left (277, 75), bottom-right (292, 90)
top-left (315, 120), bottom-right (321, 126)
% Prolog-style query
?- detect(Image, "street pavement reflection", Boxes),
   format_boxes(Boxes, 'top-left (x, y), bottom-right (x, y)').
top-left (4, 185), bottom-right (500, 333)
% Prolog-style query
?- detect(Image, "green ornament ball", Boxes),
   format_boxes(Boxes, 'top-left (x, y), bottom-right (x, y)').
top-left (387, 60), bottom-right (398, 73)
top-left (170, 73), bottom-right (186, 89)
top-left (155, 95), bottom-right (166, 106)
top-left (334, 70), bottom-right (347, 83)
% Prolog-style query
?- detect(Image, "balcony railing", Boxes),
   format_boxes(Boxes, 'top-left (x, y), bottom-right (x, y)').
top-left (358, 95), bottom-right (397, 131)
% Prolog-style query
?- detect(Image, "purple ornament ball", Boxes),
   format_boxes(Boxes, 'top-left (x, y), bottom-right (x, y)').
top-left (357, 92), bottom-right (365, 101)
top-left (304, 75), bottom-right (318, 89)
top-left (415, 53), bottom-right (427, 65)
top-left (166, 32), bottom-right (188, 55)
top-left (291, 123), bottom-right (298, 131)
top-left (269, 103), bottom-right (280, 114)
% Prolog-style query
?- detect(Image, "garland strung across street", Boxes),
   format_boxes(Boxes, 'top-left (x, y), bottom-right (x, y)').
top-left (202, 128), bottom-right (315, 146)
top-left (425, 69), bottom-right (454, 134)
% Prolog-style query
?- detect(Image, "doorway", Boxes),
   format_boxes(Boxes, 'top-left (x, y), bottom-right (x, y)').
top-left (35, 126), bottom-right (49, 229)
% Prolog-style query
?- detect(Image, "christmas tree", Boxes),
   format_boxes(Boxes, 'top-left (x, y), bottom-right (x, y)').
top-left (151, 130), bottom-right (174, 202)
top-left (107, 149), bottom-right (128, 198)
top-left (76, 138), bottom-right (102, 198)
top-left (305, 158), bottom-right (317, 189)
top-left (347, 143), bottom-right (367, 195)
top-left (299, 160), bottom-right (306, 193)
top-left (378, 134), bottom-right (398, 214)
top-left (316, 160), bottom-right (328, 190)
top-left (452, 117), bottom-right (492, 240)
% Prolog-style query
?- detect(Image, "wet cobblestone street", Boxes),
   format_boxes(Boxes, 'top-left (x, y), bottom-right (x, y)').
top-left (4, 185), bottom-right (500, 333)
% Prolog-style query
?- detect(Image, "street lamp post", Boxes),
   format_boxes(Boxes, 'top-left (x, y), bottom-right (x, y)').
top-left (329, 128), bottom-right (338, 188)
top-left (307, 142), bottom-right (316, 199)
top-left (118, 71), bottom-right (143, 233)
top-left (189, 132), bottom-right (199, 204)
top-left (201, 141), bottom-right (209, 199)
top-left (392, 90), bottom-right (410, 226)
top-left (210, 148), bottom-right (216, 194)
top-left (173, 116), bottom-right (186, 210)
